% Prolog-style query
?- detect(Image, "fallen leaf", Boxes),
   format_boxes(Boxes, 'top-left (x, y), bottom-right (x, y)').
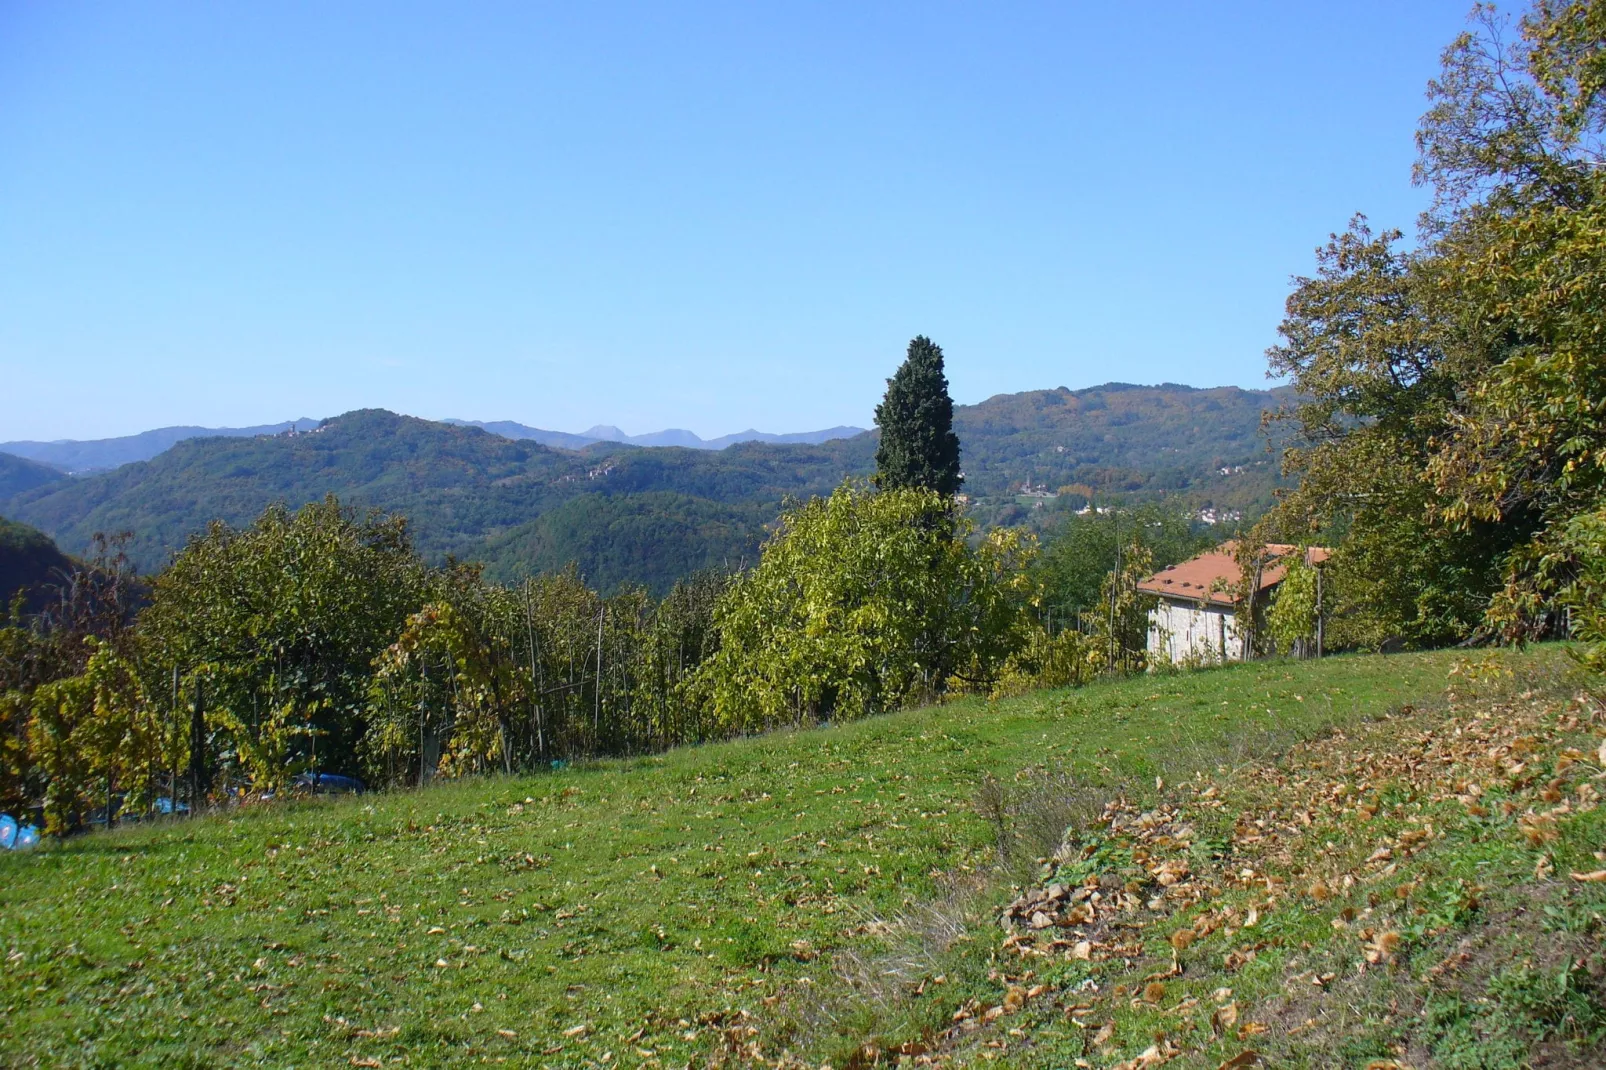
top-left (1570, 869), bottom-right (1606, 883)
top-left (1216, 1053), bottom-right (1262, 1070)
top-left (1363, 931), bottom-right (1401, 964)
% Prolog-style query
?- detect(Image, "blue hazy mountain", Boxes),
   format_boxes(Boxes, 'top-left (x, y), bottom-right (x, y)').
top-left (444, 420), bottom-right (867, 451)
top-left (0, 419), bottom-right (322, 474)
top-left (0, 417), bottom-right (866, 478)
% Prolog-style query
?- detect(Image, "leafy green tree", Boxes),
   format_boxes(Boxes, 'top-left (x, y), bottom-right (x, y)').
top-left (1255, 2), bottom-right (1606, 648)
top-left (138, 496), bottom-right (427, 787)
top-left (874, 336), bottom-right (962, 496)
top-left (1265, 548), bottom-right (1320, 656)
top-left (694, 482), bottom-right (1033, 728)
top-left (1032, 504), bottom-right (1211, 627)
top-left (1086, 540), bottom-right (1157, 675)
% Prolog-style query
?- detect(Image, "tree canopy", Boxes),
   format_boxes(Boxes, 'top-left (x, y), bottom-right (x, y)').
top-left (1254, 0), bottom-right (1606, 655)
top-left (874, 336), bottom-right (963, 496)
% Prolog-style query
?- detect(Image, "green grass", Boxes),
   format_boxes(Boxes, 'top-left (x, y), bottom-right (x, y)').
top-left (0, 649), bottom-right (1573, 1067)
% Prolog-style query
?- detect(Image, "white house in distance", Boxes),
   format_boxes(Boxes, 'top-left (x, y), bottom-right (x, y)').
top-left (1136, 542), bottom-right (1330, 665)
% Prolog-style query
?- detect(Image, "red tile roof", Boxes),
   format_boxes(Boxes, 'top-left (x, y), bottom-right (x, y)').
top-left (1135, 541), bottom-right (1329, 607)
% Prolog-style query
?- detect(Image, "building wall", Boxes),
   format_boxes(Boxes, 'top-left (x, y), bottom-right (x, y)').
top-left (1147, 598), bottom-right (1247, 665)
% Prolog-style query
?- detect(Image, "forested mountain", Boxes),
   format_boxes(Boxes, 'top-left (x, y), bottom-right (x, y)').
top-left (0, 419), bottom-right (320, 474)
top-left (0, 410), bottom-right (871, 588)
top-left (0, 516), bottom-right (72, 611)
top-left (478, 492), bottom-right (773, 592)
top-left (0, 383), bottom-right (1291, 591)
top-left (953, 383), bottom-right (1291, 497)
top-left (0, 453), bottom-right (70, 499)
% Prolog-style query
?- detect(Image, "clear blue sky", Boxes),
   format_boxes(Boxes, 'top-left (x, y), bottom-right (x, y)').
top-left (1, 1), bottom-right (1478, 441)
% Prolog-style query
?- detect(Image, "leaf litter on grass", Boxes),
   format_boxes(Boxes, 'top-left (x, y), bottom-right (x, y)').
top-left (758, 653), bottom-right (1606, 1069)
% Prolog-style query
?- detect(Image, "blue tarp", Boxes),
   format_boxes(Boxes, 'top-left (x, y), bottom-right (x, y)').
top-left (294, 773), bottom-right (365, 795)
top-left (1, 814), bottom-right (39, 850)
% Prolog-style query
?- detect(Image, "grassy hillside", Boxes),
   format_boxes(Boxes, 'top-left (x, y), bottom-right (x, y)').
top-left (2, 647), bottom-right (1593, 1067)
top-left (0, 384), bottom-right (1286, 586)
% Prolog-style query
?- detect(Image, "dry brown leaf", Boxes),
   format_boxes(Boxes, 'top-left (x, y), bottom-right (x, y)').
top-left (1363, 931), bottom-right (1401, 964)
top-left (1211, 1001), bottom-right (1240, 1035)
top-left (1570, 869), bottom-right (1606, 882)
top-left (1216, 1053), bottom-right (1262, 1070)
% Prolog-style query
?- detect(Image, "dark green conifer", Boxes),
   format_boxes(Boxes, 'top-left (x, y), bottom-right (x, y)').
top-left (874, 336), bottom-right (962, 496)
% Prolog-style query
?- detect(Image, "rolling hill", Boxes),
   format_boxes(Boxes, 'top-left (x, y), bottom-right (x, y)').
top-left (0, 419), bottom-right (321, 474)
top-left (0, 383), bottom-right (1295, 589)
top-left (0, 410), bottom-right (870, 587)
top-left (0, 452), bottom-right (70, 500)
top-left (0, 515), bottom-right (74, 612)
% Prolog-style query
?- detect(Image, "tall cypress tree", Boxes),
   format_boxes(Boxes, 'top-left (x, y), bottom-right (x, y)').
top-left (874, 335), bottom-right (962, 496)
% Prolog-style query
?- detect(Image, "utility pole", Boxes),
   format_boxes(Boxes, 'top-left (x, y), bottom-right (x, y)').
top-left (525, 581), bottom-right (545, 761)
top-left (188, 676), bottom-right (207, 814)
top-left (1315, 557), bottom-right (1325, 659)
top-left (594, 604), bottom-right (605, 745)
top-left (168, 666), bottom-right (179, 817)
top-left (418, 660), bottom-right (429, 787)
top-left (1108, 510), bottom-right (1120, 669)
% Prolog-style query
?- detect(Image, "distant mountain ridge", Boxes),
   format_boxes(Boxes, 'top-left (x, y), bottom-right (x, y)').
top-left (442, 419), bottom-right (866, 451)
top-left (0, 383), bottom-right (1295, 592)
top-left (0, 419), bottom-right (866, 474)
top-left (0, 419), bottom-right (321, 474)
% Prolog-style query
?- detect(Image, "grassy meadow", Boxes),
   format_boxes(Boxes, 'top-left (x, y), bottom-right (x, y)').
top-left (1, 647), bottom-right (1598, 1068)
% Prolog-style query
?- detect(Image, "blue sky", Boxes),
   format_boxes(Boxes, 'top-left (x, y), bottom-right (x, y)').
top-left (1, 1), bottom-right (1478, 441)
